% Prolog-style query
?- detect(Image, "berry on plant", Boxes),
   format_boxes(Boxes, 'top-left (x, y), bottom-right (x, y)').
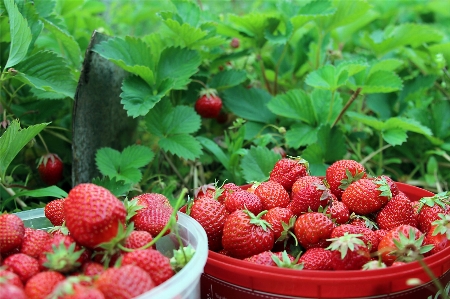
top-left (194, 89), bottom-right (222, 119)
top-left (37, 153), bottom-right (64, 186)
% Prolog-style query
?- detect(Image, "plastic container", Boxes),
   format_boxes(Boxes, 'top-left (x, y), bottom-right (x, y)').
top-left (15, 209), bottom-right (208, 299)
top-left (201, 182), bottom-right (450, 299)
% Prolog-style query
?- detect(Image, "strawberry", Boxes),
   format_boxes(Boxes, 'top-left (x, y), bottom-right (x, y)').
top-left (341, 177), bottom-right (392, 215)
top-left (298, 247), bottom-right (333, 270)
top-left (194, 89), bottom-right (222, 118)
top-left (244, 251), bottom-right (299, 269)
top-left (53, 280), bottom-right (105, 299)
top-left (44, 199), bottom-right (66, 226)
top-left (0, 283), bottom-right (27, 299)
top-left (289, 178), bottom-right (333, 215)
top-left (293, 212), bottom-right (335, 249)
top-left (377, 224), bottom-right (430, 265)
top-left (254, 180), bottom-right (290, 210)
top-left (262, 207), bottom-right (295, 242)
top-left (325, 159), bottom-right (366, 199)
top-left (269, 157), bottom-right (309, 191)
top-left (131, 204), bottom-right (174, 237)
top-left (188, 196), bottom-right (228, 251)
top-left (376, 191), bottom-right (417, 231)
top-left (0, 213), bottom-right (25, 254)
top-left (222, 209), bottom-right (274, 259)
top-left (3, 253), bottom-right (40, 283)
top-left (416, 192), bottom-right (450, 234)
top-left (20, 227), bottom-right (51, 259)
top-left (326, 198), bottom-right (350, 224)
top-left (217, 182), bottom-right (242, 204)
top-left (331, 224), bottom-right (379, 252)
top-left (230, 37), bottom-right (240, 48)
top-left (224, 190), bottom-right (263, 215)
top-left (63, 183), bottom-right (127, 248)
top-left (122, 248), bottom-right (174, 286)
top-left (131, 193), bottom-right (172, 210)
top-left (424, 214), bottom-right (450, 256)
top-left (122, 230), bottom-right (153, 250)
top-left (37, 153), bottom-right (64, 185)
top-left (0, 269), bottom-right (23, 288)
top-left (24, 271), bottom-right (65, 299)
top-left (95, 265), bottom-right (155, 299)
top-left (327, 233), bottom-right (371, 270)
top-left (291, 175), bottom-right (323, 194)
top-left (379, 175), bottom-right (400, 197)
top-left (39, 234), bottom-right (85, 273)
top-left (82, 261), bottom-right (105, 277)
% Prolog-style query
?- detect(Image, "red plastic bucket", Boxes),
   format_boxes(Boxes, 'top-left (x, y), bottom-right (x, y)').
top-left (200, 183), bottom-right (450, 299)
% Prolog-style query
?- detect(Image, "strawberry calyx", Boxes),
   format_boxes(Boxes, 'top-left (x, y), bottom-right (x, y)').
top-left (417, 191), bottom-right (450, 213)
top-left (48, 223), bottom-right (70, 235)
top-left (362, 259), bottom-right (387, 270)
top-left (170, 244), bottom-right (196, 273)
top-left (272, 250), bottom-right (303, 270)
top-left (49, 275), bottom-right (93, 299)
top-left (349, 213), bottom-right (379, 230)
top-left (431, 213), bottom-right (450, 239)
top-left (326, 233), bottom-right (365, 259)
top-left (277, 216), bottom-right (298, 247)
top-left (43, 242), bottom-right (85, 273)
top-left (198, 88), bottom-right (218, 99)
top-left (374, 176), bottom-right (393, 199)
top-left (338, 168), bottom-right (365, 191)
top-left (246, 210), bottom-right (272, 231)
top-left (287, 155), bottom-right (310, 175)
top-left (36, 153), bottom-right (62, 169)
top-left (123, 197), bottom-right (145, 223)
top-left (389, 229), bottom-right (433, 262)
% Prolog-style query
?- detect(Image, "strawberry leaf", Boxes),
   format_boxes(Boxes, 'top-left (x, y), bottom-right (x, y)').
top-left (305, 64), bottom-right (349, 91)
top-left (267, 89), bottom-right (316, 124)
top-left (91, 177), bottom-right (132, 198)
top-left (240, 146), bottom-right (280, 183)
top-left (286, 123), bottom-right (319, 148)
top-left (209, 70), bottom-right (247, 91)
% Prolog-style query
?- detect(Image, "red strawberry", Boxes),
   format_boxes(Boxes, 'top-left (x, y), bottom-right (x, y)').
top-left (56, 282), bottom-right (105, 299)
top-left (0, 283), bottom-right (27, 299)
top-left (293, 212), bottom-right (335, 249)
top-left (417, 192), bottom-right (450, 234)
top-left (37, 153), bottom-right (64, 185)
top-left (0, 269), bottom-right (23, 288)
top-left (131, 193), bottom-right (172, 210)
top-left (194, 89), bottom-right (222, 118)
top-left (82, 261), bottom-right (105, 277)
top-left (131, 205), bottom-right (174, 237)
top-left (20, 227), bottom-right (51, 259)
top-left (342, 177), bottom-right (392, 215)
top-left (326, 198), bottom-right (350, 224)
top-left (122, 248), bottom-right (174, 286)
top-left (298, 247), bottom-right (333, 270)
top-left (63, 183), bottom-right (127, 248)
top-left (0, 213), bottom-right (25, 254)
top-left (376, 191), bottom-right (417, 230)
top-left (95, 265), bottom-right (155, 299)
top-left (44, 199), bottom-right (66, 226)
top-left (217, 182), bottom-right (242, 204)
top-left (222, 210), bottom-right (274, 259)
top-left (244, 251), bottom-right (298, 268)
top-left (291, 175), bottom-right (323, 194)
top-left (269, 157), bottom-right (309, 191)
top-left (254, 180), bottom-right (290, 210)
top-left (39, 234), bottom-right (85, 273)
top-left (3, 253), bottom-right (40, 283)
top-left (225, 190), bottom-right (263, 215)
top-left (331, 224), bottom-right (379, 252)
top-left (327, 233), bottom-right (371, 270)
top-left (188, 196), bottom-right (228, 251)
top-left (379, 175), bottom-right (400, 197)
top-left (289, 178), bottom-right (333, 215)
top-left (262, 207), bottom-right (295, 242)
top-left (24, 271), bottom-right (65, 299)
top-left (424, 214), bottom-right (450, 256)
top-left (325, 159), bottom-right (366, 199)
top-left (122, 230), bottom-right (153, 250)
top-left (377, 224), bottom-right (429, 265)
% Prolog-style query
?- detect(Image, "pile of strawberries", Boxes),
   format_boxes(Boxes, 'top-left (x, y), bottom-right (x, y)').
top-left (0, 183), bottom-right (194, 299)
top-left (186, 157), bottom-right (450, 270)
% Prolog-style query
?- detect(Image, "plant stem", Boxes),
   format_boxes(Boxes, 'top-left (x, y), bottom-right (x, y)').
top-left (378, 134), bottom-right (383, 176)
top-left (258, 54), bottom-right (273, 94)
top-left (273, 43), bottom-right (289, 95)
top-left (327, 89), bottom-right (336, 124)
top-left (1, 184), bottom-right (27, 208)
top-left (417, 257), bottom-right (449, 299)
top-left (332, 88), bottom-right (362, 128)
top-left (360, 144), bottom-right (392, 166)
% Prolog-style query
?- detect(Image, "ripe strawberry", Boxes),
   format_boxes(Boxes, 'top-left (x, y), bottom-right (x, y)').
top-left (331, 224), bottom-right (379, 252)
top-left (327, 233), bottom-right (371, 270)
top-left (376, 191), bottom-right (417, 231)
top-left (3, 253), bottom-right (40, 283)
top-left (188, 196), bottom-right (228, 251)
top-left (39, 234), bottom-right (85, 273)
top-left (131, 193), bottom-right (172, 210)
top-left (56, 282), bottom-right (105, 299)
top-left (44, 199), bottom-right (65, 226)
top-left (424, 214), bottom-right (450, 256)
top-left (217, 182), bottom-right (242, 204)
top-left (416, 192), bottom-right (450, 234)
top-left (82, 261), bottom-right (105, 277)
top-left (298, 247), bottom-right (333, 270)
top-left (341, 177), bottom-right (392, 215)
top-left (377, 224), bottom-right (430, 265)
top-left (37, 153), bottom-right (64, 185)
top-left (269, 157), bottom-right (309, 191)
top-left (122, 230), bottom-right (153, 250)
top-left (289, 178), bottom-right (333, 215)
top-left (131, 204), bottom-right (174, 237)
top-left (326, 198), bottom-right (350, 224)
top-left (225, 190), bottom-right (263, 215)
top-left (194, 89), bottom-right (222, 118)
top-left (0, 283), bottom-right (27, 299)
top-left (222, 209), bottom-right (274, 259)
top-left (254, 180), bottom-right (290, 210)
top-left (24, 271), bottom-right (65, 299)
top-left (95, 265), bottom-right (155, 299)
top-left (20, 227), bottom-right (51, 259)
top-left (380, 175), bottom-right (400, 197)
top-left (262, 207), bottom-right (295, 242)
top-left (0, 269), bottom-right (23, 288)
top-left (0, 213), bottom-right (25, 254)
top-left (63, 183), bottom-right (127, 248)
top-left (293, 212), bottom-right (335, 249)
top-left (122, 248), bottom-right (174, 286)
top-left (244, 251), bottom-right (299, 268)
top-left (325, 159), bottom-right (366, 199)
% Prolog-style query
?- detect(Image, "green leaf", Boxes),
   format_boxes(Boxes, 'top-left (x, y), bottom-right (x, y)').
top-left (264, 17), bottom-right (293, 45)
top-left (159, 135), bottom-right (202, 161)
top-left (3, 0), bottom-right (32, 69)
top-left (384, 118), bottom-right (433, 136)
top-left (305, 64), bottom-right (348, 91)
top-left (228, 13), bottom-right (273, 47)
top-left (95, 145), bottom-right (154, 184)
top-left (369, 59), bottom-right (404, 75)
top-left (382, 128), bottom-right (407, 146)
top-left (173, 0), bottom-right (200, 27)
top-left (323, 0), bottom-right (371, 31)
top-left (223, 86), bottom-right (277, 124)
top-left (348, 70), bottom-right (403, 94)
top-left (91, 177), bottom-right (132, 198)
top-left (197, 136), bottom-right (230, 170)
top-left (93, 36), bottom-right (156, 85)
top-left (0, 120), bottom-right (48, 178)
top-left (40, 18), bottom-right (82, 67)
top-left (302, 144), bottom-right (327, 176)
top-left (267, 89), bottom-right (316, 124)
top-left (13, 50), bottom-right (77, 99)
top-left (157, 47), bottom-right (201, 90)
top-left (120, 76), bottom-right (169, 118)
top-left (209, 70), bottom-right (247, 91)
top-left (310, 89), bottom-right (343, 125)
top-left (285, 123), bottom-right (319, 148)
top-left (240, 146), bottom-right (280, 183)
top-left (291, 0), bottom-right (336, 29)
top-left (345, 112), bottom-right (384, 131)
top-left (6, 186), bottom-right (68, 201)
